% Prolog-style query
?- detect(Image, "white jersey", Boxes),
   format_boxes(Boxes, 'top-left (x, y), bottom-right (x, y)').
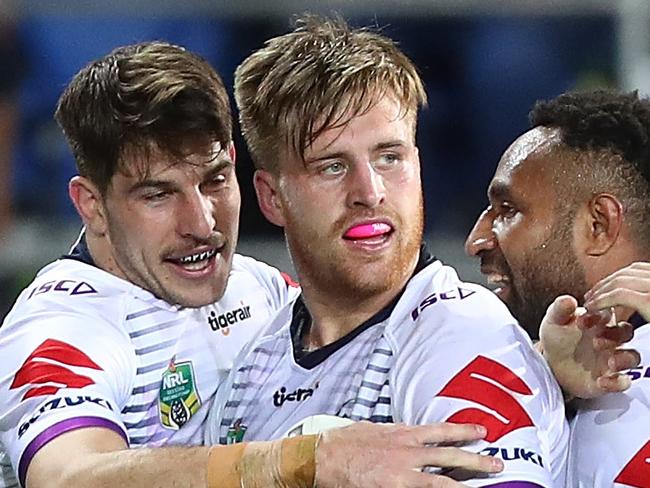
top-left (207, 255), bottom-right (569, 487)
top-left (0, 241), bottom-right (298, 487)
top-left (568, 321), bottom-right (650, 487)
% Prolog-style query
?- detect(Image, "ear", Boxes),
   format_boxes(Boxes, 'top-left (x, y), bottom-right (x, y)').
top-left (253, 169), bottom-right (286, 227)
top-left (228, 142), bottom-right (236, 164)
top-left (582, 193), bottom-right (624, 256)
top-left (68, 176), bottom-right (108, 236)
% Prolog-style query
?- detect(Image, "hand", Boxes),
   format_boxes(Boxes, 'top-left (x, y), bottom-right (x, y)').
top-left (539, 295), bottom-right (640, 399)
top-left (314, 421), bottom-right (503, 488)
top-left (584, 261), bottom-right (650, 322)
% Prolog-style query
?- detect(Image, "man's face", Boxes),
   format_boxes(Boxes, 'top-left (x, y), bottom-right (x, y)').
top-left (266, 97), bottom-right (423, 301)
top-left (102, 141), bottom-right (240, 308)
top-left (465, 127), bottom-right (587, 337)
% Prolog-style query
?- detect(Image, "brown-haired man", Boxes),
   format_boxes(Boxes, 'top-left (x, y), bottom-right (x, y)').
top-left (0, 41), bottom-right (500, 488)
top-left (208, 15), bottom-right (568, 487)
top-left (466, 89), bottom-right (650, 486)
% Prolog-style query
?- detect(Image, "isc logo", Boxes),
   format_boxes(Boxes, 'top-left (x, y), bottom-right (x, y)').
top-left (162, 370), bottom-right (190, 389)
top-left (27, 279), bottom-right (97, 300)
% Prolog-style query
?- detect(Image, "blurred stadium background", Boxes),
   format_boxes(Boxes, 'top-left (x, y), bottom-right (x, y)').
top-left (0, 0), bottom-right (648, 318)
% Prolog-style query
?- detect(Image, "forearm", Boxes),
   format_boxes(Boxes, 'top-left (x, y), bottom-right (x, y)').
top-left (29, 446), bottom-right (211, 488)
top-left (27, 435), bottom-right (318, 488)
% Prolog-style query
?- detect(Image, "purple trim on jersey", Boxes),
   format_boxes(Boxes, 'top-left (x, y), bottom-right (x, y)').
top-left (482, 483), bottom-right (544, 488)
top-left (18, 416), bottom-right (127, 486)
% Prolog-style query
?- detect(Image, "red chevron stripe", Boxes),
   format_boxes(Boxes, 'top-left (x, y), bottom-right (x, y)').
top-left (21, 339), bottom-right (101, 370)
top-left (438, 355), bottom-right (534, 442)
top-left (615, 440), bottom-right (650, 487)
top-left (10, 339), bottom-right (102, 400)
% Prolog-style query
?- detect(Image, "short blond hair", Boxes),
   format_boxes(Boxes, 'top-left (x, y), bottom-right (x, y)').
top-left (234, 14), bottom-right (427, 172)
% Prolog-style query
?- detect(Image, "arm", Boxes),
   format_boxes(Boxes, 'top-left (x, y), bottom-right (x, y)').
top-left (25, 421), bottom-right (500, 488)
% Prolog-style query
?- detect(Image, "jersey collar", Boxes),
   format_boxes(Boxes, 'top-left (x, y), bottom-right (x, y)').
top-left (290, 243), bottom-right (437, 369)
top-left (61, 230), bottom-right (97, 267)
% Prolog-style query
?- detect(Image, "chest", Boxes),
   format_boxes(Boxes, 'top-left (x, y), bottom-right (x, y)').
top-left (121, 287), bottom-right (276, 447)
top-left (217, 327), bottom-right (395, 443)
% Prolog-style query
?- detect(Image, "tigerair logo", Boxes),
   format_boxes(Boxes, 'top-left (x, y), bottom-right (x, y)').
top-left (437, 355), bottom-right (534, 442)
top-left (10, 339), bottom-right (102, 400)
top-left (208, 303), bottom-right (251, 335)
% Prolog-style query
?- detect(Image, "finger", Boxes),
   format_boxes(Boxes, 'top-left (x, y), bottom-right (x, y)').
top-left (411, 423), bottom-right (487, 446)
top-left (585, 271), bottom-right (650, 302)
top-left (543, 295), bottom-right (579, 326)
top-left (607, 348), bottom-right (642, 372)
top-left (594, 322), bottom-right (634, 346)
top-left (584, 289), bottom-right (649, 316)
top-left (596, 373), bottom-right (632, 393)
top-left (577, 308), bottom-right (613, 330)
top-left (413, 446), bottom-right (503, 474)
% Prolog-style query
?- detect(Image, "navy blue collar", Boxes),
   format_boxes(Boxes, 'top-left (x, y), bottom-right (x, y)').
top-left (62, 232), bottom-right (97, 267)
top-left (290, 243), bottom-right (437, 369)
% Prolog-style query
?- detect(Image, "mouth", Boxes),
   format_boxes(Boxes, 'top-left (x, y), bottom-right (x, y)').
top-left (166, 248), bottom-right (220, 274)
top-left (343, 221), bottom-right (395, 247)
top-left (481, 267), bottom-right (512, 301)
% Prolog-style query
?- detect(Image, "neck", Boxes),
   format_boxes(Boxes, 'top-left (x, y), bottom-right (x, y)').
top-left (300, 252), bottom-right (420, 349)
top-left (85, 230), bottom-right (127, 281)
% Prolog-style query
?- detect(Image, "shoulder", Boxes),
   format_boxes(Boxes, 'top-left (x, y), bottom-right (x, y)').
top-left (2, 259), bottom-right (138, 332)
top-left (388, 260), bottom-right (523, 347)
top-left (387, 261), bottom-right (560, 408)
top-left (0, 260), bottom-right (142, 383)
top-left (569, 344), bottom-right (650, 486)
top-left (227, 254), bottom-right (299, 300)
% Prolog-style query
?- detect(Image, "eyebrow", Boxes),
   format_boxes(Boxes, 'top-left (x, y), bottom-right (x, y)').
top-left (304, 139), bottom-right (408, 165)
top-left (128, 159), bottom-right (233, 195)
top-left (487, 180), bottom-right (512, 201)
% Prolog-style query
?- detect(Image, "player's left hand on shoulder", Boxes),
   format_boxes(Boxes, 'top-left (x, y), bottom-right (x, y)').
top-left (539, 294), bottom-right (640, 399)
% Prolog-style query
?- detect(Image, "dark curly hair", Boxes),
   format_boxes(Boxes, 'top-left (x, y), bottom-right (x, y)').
top-left (529, 89), bottom-right (650, 246)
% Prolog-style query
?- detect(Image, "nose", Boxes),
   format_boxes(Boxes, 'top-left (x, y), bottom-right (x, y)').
top-left (465, 206), bottom-right (497, 256)
top-left (178, 188), bottom-right (215, 239)
top-left (346, 162), bottom-right (386, 208)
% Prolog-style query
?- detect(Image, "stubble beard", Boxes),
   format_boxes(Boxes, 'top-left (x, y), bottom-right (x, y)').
top-left (287, 201), bottom-right (424, 306)
top-left (507, 217), bottom-right (587, 339)
top-left (105, 217), bottom-right (232, 308)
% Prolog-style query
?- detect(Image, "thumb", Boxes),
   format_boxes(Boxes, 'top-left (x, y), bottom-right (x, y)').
top-left (544, 295), bottom-right (579, 327)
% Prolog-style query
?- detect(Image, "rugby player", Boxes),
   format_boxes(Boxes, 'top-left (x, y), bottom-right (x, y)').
top-left (0, 41), bottom-right (501, 488)
top-left (465, 89), bottom-right (650, 486)
top-left (208, 15), bottom-right (569, 486)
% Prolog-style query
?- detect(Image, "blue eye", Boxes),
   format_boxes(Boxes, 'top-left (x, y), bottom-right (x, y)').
top-left (381, 153), bottom-right (399, 164)
top-left (321, 161), bottom-right (345, 175)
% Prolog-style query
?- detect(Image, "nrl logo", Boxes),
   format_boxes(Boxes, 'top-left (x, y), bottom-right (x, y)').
top-left (159, 357), bottom-right (201, 430)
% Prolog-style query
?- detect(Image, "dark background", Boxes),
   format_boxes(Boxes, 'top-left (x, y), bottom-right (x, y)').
top-left (0, 0), bottom-right (635, 318)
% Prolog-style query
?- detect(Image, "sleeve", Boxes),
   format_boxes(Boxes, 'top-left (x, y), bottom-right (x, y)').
top-left (391, 291), bottom-right (568, 487)
top-left (0, 307), bottom-right (135, 486)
